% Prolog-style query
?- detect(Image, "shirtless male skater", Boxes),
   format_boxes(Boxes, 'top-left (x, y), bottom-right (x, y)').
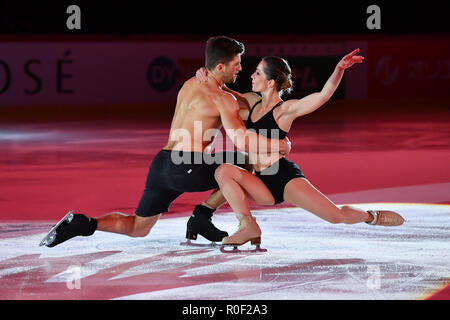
top-left (40, 36), bottom-right (290, 247)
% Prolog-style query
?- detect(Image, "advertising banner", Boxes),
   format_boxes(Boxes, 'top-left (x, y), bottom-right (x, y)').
top-left (368, 38), bottom-right (450, 98)
top-left (0, 42), bottom-right (204, 106)
top-left (0, 41), bottom-right (368, 107)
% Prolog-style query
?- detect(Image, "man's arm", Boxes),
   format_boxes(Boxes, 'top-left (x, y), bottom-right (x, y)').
top-left (286, 49), bottom-right (364, 118)
top-left (218, 93), bottom-right (290, 155)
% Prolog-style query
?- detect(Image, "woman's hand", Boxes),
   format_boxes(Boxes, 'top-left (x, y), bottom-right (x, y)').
top-left (195, 67), bottom-right (208, 83)
top-left (280, 136), bottom-right (291, 156)
top-left (337, 49), bottom-right (364, 70)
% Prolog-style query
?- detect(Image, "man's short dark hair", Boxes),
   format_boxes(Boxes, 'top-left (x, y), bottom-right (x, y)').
top-left (205, 36), bottom-right (245, 71)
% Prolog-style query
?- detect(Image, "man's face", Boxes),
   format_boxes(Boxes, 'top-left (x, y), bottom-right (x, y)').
top-left (222, 55), bottom-right (242, 83)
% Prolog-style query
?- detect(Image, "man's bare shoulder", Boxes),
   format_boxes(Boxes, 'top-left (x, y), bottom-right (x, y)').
top-left (179, 77), bottom-right (201, 93)
top-left (176, 78), bottom-right (219, 116)
top-left (216, 90), bottom-right (239, 112)
top-left (177, 77), bottom-right (207, 102)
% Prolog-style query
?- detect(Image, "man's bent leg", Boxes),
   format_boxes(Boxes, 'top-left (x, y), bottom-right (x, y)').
top-left (186, 188), bottom-right (229, 242)
top-left (202, 188), bottom-right (227, 210)
top-left (40, 211), bottom-right (161, 248)
top-left (97, 212), bottom-right (160, 237)
top-left (40, 211), bottom-right (97, 247)
top-left (186, 151), bottom-right (251, 242)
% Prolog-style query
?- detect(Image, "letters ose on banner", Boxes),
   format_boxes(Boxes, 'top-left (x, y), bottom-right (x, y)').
top-left (0, 42), bottom-right (204, 106)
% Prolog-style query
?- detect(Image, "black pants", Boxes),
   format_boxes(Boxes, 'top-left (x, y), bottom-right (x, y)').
top-left (135, 150), bottom-right (248, 217)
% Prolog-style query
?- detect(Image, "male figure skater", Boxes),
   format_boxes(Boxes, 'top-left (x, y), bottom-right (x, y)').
top-left (40, 36), bottom-right (290, 247)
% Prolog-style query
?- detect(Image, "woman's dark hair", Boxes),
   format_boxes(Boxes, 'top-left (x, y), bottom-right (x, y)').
top-left (262, 56), bottom-right (293, 95)
top-left (205, 36), bottom-right (245, 71)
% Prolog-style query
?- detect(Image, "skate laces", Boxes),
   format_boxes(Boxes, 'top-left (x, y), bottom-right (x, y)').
top-left (233, 216), bottom-right (259, 236)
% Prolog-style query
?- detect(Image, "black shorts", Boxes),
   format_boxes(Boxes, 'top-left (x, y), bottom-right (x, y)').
top-left (255, 157), bottom-right (305, 205)
top-left (135, 149), bottom-right (248, 217)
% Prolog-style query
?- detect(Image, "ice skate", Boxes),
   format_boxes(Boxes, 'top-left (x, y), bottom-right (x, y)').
top-left (220, 215), bottom-right (267, 253)
top-left (179, 239), bottom-right (219, 248)
top-left (183, 205), bottom-right (228, 244)
top-left (39, 210), bottom-right (97, 247)
top-left (366, 210), bottom-right (405, 226)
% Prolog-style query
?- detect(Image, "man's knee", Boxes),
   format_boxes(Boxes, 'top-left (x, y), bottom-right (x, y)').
top-left (130, 227), bottom-right (149, 237)
top-left (130, 214), bottom-right (159, 237)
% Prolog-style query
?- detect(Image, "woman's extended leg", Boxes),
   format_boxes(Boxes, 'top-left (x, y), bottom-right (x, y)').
top-left (283, 178), bottom-right (373, 224)
top-left (283, 178), bottom-right (404, 226)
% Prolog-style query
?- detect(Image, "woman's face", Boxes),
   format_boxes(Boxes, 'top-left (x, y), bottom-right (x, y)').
top-left (251, 60), bottom-right (269, 93)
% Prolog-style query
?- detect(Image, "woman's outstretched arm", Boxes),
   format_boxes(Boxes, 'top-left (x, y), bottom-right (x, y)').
top-left (285, 48), bottom-right (364, 119)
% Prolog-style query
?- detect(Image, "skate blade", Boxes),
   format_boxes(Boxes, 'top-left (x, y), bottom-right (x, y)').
top-left (180, 239), bottom-right (219, 248)
top-left (221, 236), bottom-right (261, 246)
top-left (39, 210), bottom-right (74, 247)
top-left (220, 244), bottom-right (267, 254)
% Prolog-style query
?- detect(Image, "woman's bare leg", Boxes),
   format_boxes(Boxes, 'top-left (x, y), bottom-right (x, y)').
top-left (214, 164), bottom-right (275, 245)
top-left (283, 178), bottom-right (373, 224)
top-left (214, 164), bottom-right (275, 216)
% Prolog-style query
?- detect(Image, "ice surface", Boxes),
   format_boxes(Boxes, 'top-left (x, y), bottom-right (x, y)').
top-left (0, 203), bottom-right (449, 300)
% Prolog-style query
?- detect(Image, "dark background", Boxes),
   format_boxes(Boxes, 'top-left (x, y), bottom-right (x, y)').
top-left (0, 1), bottom-right (448, 35)
top-left (1, 1), bottom-right (448, 119)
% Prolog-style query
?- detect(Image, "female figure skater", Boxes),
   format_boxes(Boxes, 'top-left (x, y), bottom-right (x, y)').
top-left (197, 48), bottom-right (404, 250)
